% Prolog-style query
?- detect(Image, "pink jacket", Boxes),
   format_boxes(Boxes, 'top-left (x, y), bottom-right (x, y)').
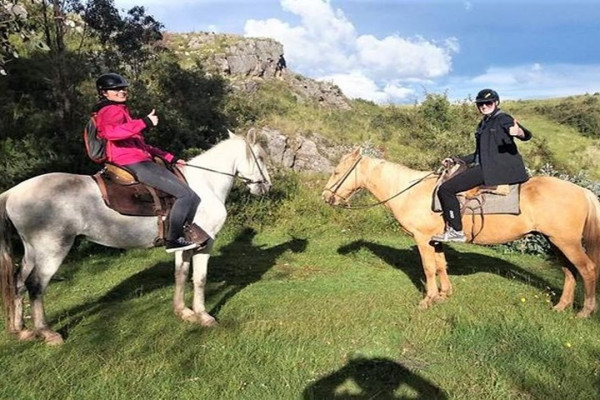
top-left (96, 103), bottom-right (174, 166)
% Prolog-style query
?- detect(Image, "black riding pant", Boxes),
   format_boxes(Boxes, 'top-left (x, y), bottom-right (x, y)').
top-left (437, 165), bottom-right (484, 231)
top-left (126, 161), bottom-right (201, 241)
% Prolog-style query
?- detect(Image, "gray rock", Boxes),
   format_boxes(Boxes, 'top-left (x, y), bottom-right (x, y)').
top-left (256, 127), bottom-right (352, 174)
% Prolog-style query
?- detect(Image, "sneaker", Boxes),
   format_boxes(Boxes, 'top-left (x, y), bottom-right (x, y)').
top-left (165, 237), bottom-right (199, 253)
top-left (431, 227), bottom-right (467, 243)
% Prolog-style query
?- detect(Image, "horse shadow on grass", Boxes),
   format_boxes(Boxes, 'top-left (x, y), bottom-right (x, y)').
top-left (54, 227), bottom-right (307, 341)
top-left (302, 356), bottom-right (448, 400)
top-left (338, 240), bottom-right (563, 303)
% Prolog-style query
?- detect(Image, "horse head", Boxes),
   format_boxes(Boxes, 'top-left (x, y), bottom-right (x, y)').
top-left (230, 130), bottom-right (272, 196)
top-left (322, 147), bottom-right (364, 206)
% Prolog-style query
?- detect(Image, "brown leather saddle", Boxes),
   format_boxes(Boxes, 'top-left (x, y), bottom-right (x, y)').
top-left (92, 159), bottom-right (185, 246)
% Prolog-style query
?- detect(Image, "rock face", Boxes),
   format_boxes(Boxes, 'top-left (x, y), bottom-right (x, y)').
top-left (165, 32), bottom-right (351, 110)
top-left (255, 127), bottom-right (353, 174)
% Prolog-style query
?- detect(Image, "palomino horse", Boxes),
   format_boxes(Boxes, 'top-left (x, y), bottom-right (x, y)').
top-left (322, 148), bottom-right (600, 318)
top-left (0, 131), bottom-right (271, 345)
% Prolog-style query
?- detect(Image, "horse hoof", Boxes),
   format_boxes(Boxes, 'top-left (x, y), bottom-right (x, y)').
top-left (552, 303), bottom-right (571, 312)
top-left (576, 309), bottom-right (594, 319)
top-left (198, 312), bottom-right (218, 327)
top-left (418, 299), bottom-right (431, 309)
top-left (38, 330), bottom-right (64, 346)
top-left (16, 329), bottom-right (36, 342)
top-left (176, 308), bottom-right (197, 323)
top-left (434, 294), bottom-right (448, 303)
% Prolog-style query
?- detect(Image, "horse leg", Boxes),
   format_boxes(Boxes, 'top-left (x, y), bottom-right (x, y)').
top-left (415, 238), bottom-right (442, 309)
top-left (553, 265), bottom-right (577, 312)
top-left (173, 250), bottom-right (194, 321)
top-left (172, 247), bottom-right (217, 326)
top-left (433, 243), bottom-right (453, 299)
top-left (546, 242), bottom-right (576, 311)
top-left (551, 238), bottom-right (597, 317)
top-left (10, 244), bottom-right (36, 341)
top-left (23, 238), bottom-right (73, 345)
top-left (190, 247), bottom-right (218, 326)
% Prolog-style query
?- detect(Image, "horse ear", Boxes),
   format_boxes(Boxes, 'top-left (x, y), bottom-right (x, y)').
top-left (247, 128), bottom-right (257, 145)
top-left (227, 129), bottom-right (236, 139)
top-left (351, 147), bottom-right (361, 156)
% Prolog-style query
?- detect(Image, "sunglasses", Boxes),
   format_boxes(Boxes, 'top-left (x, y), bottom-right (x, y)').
top-left (477, 100), bottom-right (494, 107)
top-left (108, 87), bottom-right (128, 92)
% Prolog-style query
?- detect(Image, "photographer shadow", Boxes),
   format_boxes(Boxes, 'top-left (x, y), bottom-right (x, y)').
top-left (303, 356), bottom-right (447, 400)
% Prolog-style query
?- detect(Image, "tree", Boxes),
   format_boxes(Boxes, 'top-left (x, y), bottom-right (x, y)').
top-left (0, 1), bottom-right (47, 75)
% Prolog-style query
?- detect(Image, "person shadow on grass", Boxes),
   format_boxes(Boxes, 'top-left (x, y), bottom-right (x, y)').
top-left (302, 356), bottom-right (448, 399)
top-left (206, 227), bottom-right (308, 318)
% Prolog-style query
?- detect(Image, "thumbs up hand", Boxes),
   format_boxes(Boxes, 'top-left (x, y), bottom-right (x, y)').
top-left (147, 109), bottom-right (159, 126)
top-left (508, 119), bottom-right (523, 137)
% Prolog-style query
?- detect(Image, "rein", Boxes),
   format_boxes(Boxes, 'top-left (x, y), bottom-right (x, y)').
top-left (324, 154), bottom-right (438, 210)
top-left (339, 171), bottom-right (437, 210)
top-left (183, 141), bottom-right (268, 185)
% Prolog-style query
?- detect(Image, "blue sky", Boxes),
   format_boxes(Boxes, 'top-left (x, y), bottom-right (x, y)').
top-left (114, 0), bottom-right (600, 104)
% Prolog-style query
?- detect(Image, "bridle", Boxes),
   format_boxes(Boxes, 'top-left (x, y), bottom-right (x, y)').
top-left (323, 155), bottom-right (363, 203)
top-left (184, 140), bottom-right (269, 185)
top-left (324, 155), bottom-right (437, 210)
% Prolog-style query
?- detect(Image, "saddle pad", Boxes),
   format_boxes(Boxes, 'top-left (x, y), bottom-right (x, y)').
top-left (432, 184), bottom-right (520, 215)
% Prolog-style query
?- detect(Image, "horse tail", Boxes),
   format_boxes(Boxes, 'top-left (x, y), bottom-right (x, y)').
top-left (583, 189), bottom-right (600, 280)
top-left (0, 192), bottom-right (17, 331)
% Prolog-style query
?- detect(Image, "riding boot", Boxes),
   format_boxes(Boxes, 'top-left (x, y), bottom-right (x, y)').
top-left (184, 223), bottom-right (211, 249)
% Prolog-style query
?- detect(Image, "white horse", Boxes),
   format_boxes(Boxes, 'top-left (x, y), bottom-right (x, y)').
top-left (0, 131), bottom-right (271, 345)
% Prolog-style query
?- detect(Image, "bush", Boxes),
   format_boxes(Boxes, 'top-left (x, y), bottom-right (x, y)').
top-left (534, 95), bottom-right (600, 137)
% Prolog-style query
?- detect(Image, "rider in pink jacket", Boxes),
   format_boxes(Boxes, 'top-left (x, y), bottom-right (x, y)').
top-left (96, 102), bottom-right (175, 166)
top-left (94, 73), bottom-right (210, 253)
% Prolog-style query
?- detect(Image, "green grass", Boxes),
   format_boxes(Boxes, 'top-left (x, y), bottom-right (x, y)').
top-left (2, 176), bottom-right (600, 399)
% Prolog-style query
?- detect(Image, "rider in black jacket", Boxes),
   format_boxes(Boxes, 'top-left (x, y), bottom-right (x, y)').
top-left (432, 88), bottom-right (533, 243)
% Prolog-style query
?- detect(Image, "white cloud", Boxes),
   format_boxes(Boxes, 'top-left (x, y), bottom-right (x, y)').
top-left (318, 71), bottom-right (415, 104)
top-left (355, 34), bottom-right (456, 78)
top-left (244, 0), bottom-right (456, 104)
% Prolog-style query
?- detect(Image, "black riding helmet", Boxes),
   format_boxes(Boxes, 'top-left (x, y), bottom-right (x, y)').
top-left (96, 73), bottom-right (129, 94)
top-left (475, 88), bottom-right (500, 104)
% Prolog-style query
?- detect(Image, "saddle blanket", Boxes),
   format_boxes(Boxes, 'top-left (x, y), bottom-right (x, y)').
top-left (432, 184), bottom-right (521, 215)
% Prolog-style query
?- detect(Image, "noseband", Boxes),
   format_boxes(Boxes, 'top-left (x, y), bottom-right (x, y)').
top-left (323, 155), bottom-right (363, 201)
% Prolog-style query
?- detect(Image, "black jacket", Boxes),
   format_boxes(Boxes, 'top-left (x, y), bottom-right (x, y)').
top-left (459, 108), bottom-right (532, 186)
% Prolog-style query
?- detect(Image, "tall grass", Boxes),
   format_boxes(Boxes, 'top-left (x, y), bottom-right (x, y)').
top-left (2, 174), bottom-right (600, 399)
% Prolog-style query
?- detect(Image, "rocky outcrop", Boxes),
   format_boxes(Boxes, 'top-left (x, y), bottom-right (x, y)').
top-left (164, 32), bottom-right (351, 110)
top-left (254, 127), bottom-right (353, 173)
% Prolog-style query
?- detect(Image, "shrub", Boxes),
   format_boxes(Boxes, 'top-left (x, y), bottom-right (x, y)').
top-left (534, 95), bottom-right (600, 137)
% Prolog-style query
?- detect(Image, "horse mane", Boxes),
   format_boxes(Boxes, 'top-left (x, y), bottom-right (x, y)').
top-left (186, 135), bottom-right (244, 165)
